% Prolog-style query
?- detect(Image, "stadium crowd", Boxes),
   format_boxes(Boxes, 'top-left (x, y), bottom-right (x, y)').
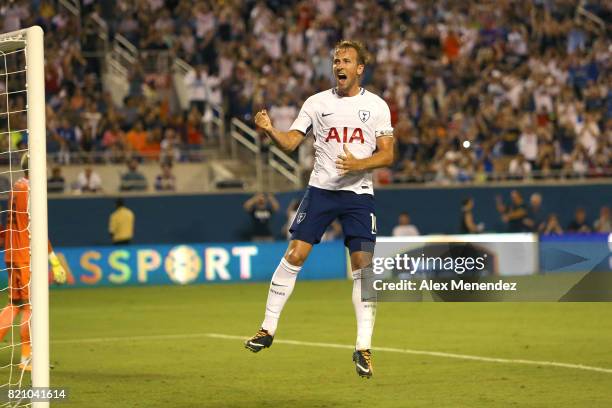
top-left (1, 0), bottom-right (207, 167)
top-left (0, 0), bottom-right (610, 185)
top-left (139, 0), bottom-right (609, 183)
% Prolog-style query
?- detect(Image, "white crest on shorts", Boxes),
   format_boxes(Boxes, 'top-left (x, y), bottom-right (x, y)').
top-left (296, 212), bottom-right (306, 224)
top-left (358, 110), bottom-right (370, 123)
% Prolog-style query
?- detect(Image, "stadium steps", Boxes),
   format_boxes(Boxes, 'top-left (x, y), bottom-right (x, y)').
top-left (209, 156), bottom-right (301, 192)
top-left (209, 158), bottom-right (257, 191)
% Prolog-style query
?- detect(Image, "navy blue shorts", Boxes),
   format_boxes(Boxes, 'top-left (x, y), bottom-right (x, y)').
top-left (289, 186), bottom-right (376, 253)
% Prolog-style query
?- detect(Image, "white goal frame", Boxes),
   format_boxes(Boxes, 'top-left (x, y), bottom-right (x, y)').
top-left (0, 26), bottom-right (49, 408)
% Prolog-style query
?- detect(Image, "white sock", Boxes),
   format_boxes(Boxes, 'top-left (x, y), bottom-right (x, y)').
top-left (352, 268), bottom-right (377, 350)
top-left (261, 258), bottom-right (301, 336)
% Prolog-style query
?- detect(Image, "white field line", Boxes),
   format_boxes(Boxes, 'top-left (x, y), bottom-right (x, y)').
top-left (52, 332), bottom-right (612, 374)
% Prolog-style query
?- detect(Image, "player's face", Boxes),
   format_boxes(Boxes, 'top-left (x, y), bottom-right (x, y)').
top-left (333, 47), bottom-right (364, 95)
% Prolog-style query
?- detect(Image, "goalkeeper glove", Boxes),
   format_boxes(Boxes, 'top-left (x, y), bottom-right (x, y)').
top-left (49, 251), bottom-right (66, 284)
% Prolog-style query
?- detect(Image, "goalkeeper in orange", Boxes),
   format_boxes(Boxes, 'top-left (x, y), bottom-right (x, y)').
top-left (0, 154), bottom-right (66, 371)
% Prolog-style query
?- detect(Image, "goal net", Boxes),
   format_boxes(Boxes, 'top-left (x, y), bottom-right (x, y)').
top-left (0, 27), bottom-right (49, 407)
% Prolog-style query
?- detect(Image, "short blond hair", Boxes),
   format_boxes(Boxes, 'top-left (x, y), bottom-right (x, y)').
top-left (334, 40), bottom-right (370, 66)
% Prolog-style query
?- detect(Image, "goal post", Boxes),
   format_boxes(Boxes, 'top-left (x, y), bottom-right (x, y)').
top-left (0, 25), bottom-right (49, 407)
top-left (26, 25), bottom-right (50, 408)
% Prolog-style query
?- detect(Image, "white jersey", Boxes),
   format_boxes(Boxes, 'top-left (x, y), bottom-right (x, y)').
top-left (290, 87), bottom-right (393, 195)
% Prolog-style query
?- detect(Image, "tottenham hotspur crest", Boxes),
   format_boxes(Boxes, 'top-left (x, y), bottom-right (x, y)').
top-left (358, 110), bottom-right (370, 123)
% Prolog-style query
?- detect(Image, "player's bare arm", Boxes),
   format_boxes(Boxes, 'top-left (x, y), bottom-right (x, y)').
top-left (254, 109), bottom-right (304, 152)
top-left (335, 136), bottom-right (395, 176)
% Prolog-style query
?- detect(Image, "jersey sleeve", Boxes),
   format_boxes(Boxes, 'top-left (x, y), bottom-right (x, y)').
top-left (289, 97), bottom-right (315, 135)
top-left (375, 102), bottom-right (394, 138)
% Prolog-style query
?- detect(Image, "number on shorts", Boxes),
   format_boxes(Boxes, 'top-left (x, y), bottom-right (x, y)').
top-left (370, 213), bottom-right (377, 235)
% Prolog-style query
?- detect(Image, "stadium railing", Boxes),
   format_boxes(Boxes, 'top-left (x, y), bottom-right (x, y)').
top-left (58, 0), bottom-right (109, 58)
top-left (111, 33), bottom-right (138, 68)
top-left (230, 117), bottom-right (263, 190)
top-left (58, 0), bottom-right (80, 16)
top-left (102, 33), bottom-right (138, 105)
top-left (205, 103), bottom-right (226, 152)
top-left (268, 144), bottom-right (301, 188)
top-left (577, 0), bottom-right (606, 32)
top-left (229, 118), bottom-right (302, 191)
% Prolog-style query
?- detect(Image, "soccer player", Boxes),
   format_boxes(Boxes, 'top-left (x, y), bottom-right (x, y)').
top-left (0, 154), bottom-right (66, 371)
top-left (245, 40), bottom-right (394, 378)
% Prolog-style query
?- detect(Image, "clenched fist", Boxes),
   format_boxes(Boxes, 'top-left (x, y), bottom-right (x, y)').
top-left (254, 109), bottom-right (273, 131)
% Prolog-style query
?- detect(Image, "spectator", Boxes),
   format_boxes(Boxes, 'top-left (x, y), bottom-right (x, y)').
top-left (75, 167), bottom-right (102, 193)
top-left (154, 163), bottom-right (176, 191)
top-left (508, 154), bottom-right (532, 179)
top-left (460, 198), bottom-right (484, 234)
top-left (55, 118), bottom-right (80, 154)
top-left (47, 166), bottom-right (66, 193)
top-left (101, 122), bottom-right (125, 163)
top-left (593, 206), bottom-right (611, 233)
top-left (120, 159), bottom-right (148, 191)
top-left (243, 193), bottom-right (279, 242)
top-left (524, 193), bottom-right (545, 233)
top-left (1, 2), bottom-right (29, 32)
top-left (567, 207), bottom-right (592, 233)
top-left (125, 121), bottom-right (148, 158)
top-left (69, 87), bottom-right (86, 112)
top-left (576, 112), bottom-right (600, 157)
top-left (186, 107), bottom-right (205, 152)
top-left (108, 198), bottom-right (135, 245)
top-left (184, 65), bottom-right (209, 114)
top-left (268, 95), bottom-right (298, 132)
top-left (160, 128), bottom-right (181, 164)
top-left (474, 162), bottom-right (488, 183)
top-left (392, 212), bottom-right (420, 237)
top-left (566, 146), bottom-right (589, 176)
top-left (143, 126), bottom-right (162, 159)
top-left (442, 29), bottom-right (461, 62)
top-left (81, 99), bottom-right (102, 139)
top-left (286, 25), bottom-right (304, 56)
top-left (542, 213), bottom-right (563, 236)
top-left (496, 191), bottom-right (528, 232)
top-left (518, 125), bottom-right (538, 166)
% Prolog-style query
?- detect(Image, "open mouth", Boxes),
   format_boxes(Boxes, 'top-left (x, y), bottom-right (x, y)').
top-left (337, 72), bottom-right (347, 84)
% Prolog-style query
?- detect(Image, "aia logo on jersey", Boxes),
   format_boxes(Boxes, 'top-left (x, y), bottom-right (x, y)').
top-left (325, 127), bottom-right (364, 144)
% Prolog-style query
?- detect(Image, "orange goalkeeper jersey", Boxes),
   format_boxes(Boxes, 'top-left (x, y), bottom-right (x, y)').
top-left (5, 177), bottom-right (30, 264)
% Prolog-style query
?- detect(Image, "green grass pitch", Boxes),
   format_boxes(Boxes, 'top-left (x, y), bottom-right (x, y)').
top-left (12, 280), bottom-right (612, 407)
